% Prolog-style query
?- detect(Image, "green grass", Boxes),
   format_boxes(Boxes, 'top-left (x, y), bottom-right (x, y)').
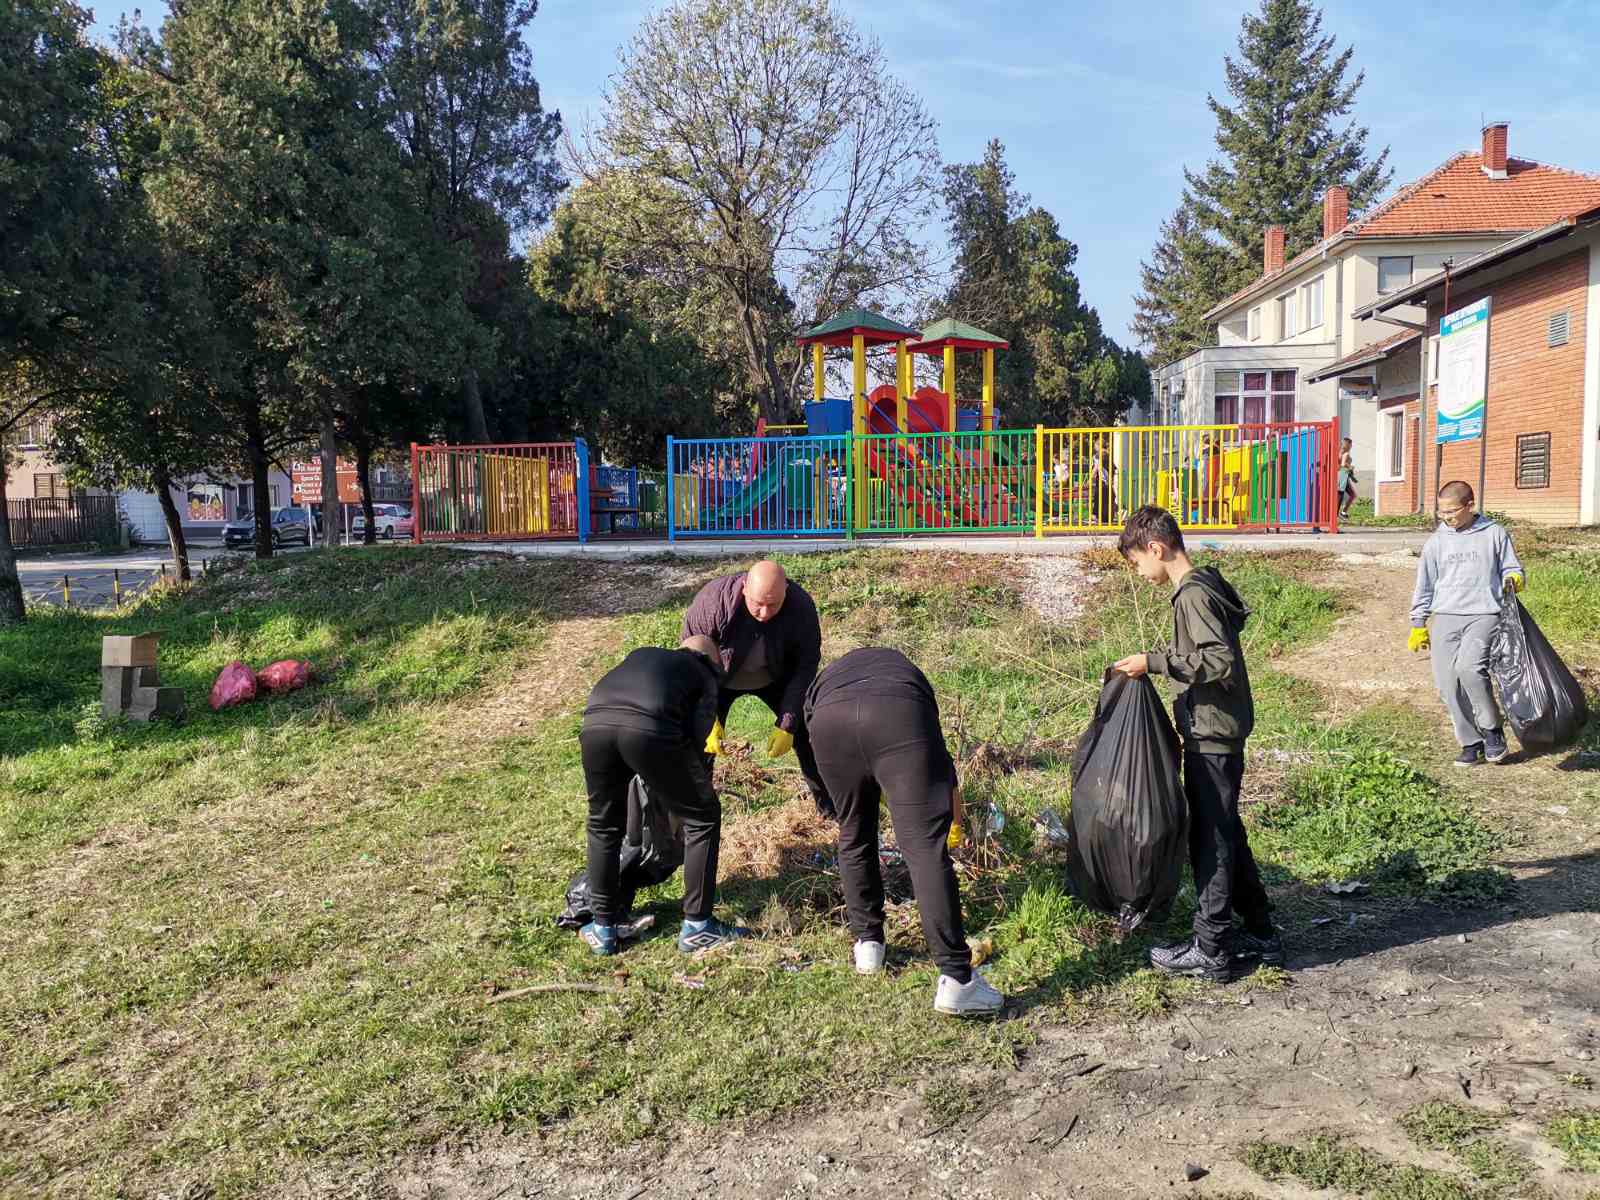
top-left (1546, 1111), bottom-right (1600, 1172)
top-left (1345, 498), bottom-right (1437, 529)
top-left (1242, 1132), bottom-right (1478, 1199)
top-left (0, 545), bottom-right (1517, 1196)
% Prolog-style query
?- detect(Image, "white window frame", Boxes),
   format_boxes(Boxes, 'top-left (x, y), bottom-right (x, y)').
top-left (1278, 291), bottom-right (1296, 339)
top-left (1378, 256), bottom-right (1414, 295)
top-left (1379, 408), bottom-right (1407, 482)
top-left (1247, 306), bottom-right (1261, 341)
top-left (1302, 277), bottom-right (1324, 331)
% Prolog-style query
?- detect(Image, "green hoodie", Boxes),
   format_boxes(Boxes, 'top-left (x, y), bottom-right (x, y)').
top-left (1146, 566), bottom-right (1254, 754)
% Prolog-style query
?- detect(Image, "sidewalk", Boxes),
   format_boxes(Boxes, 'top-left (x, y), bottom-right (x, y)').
top-left (447, 527), bottom-right (1429, 559)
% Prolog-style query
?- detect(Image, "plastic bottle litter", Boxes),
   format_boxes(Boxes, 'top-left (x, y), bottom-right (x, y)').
top-left (984, 804), bottom-right (1006, 840)
top-left (1035, 808), bottom-right (1070, 847)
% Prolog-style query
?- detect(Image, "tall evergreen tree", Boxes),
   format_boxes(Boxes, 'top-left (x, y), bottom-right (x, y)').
top-left (941, 140), bottom-right (1141, 427)
top-left (1131, 198), bottom-right (1234, 368)
top-left (1135, 0), bottom-right (1391, 364)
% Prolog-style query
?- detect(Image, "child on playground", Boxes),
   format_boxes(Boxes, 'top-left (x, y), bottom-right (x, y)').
top-left (1111, 505), bottom-right (1281, 981)
top-left (1408, 481), bottom-right (1525, 766)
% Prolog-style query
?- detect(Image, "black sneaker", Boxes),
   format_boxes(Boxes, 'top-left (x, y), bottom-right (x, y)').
top-left (1231, 927), bottom-right (1286, 966)
top-left (1149, 939), bottom-right (1231, 982)
top-left (1453, 743), bottom-right (1485, 768)
top-left (1482, 729), bottom-right (1509, 763)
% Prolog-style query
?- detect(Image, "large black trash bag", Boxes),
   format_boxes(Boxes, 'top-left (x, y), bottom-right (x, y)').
top-left (556, 776), bottom-right (685, 929)
top-left (1065, 670), bottom-right (1188, 934)
top-left (1489, 595), bottom-right (1589, 751)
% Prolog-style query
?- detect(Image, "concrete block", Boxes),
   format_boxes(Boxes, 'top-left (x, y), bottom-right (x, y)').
top-left (101, 665), bottom-right (136, 716)
top-left (102, 634), bottom-right (159, 668)
top-left (127, 685), bottom-right (185, 722)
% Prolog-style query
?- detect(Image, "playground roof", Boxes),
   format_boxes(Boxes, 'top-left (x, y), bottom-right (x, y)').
top-left (906, 317), bottom-right (1010, 354)
top-left (795, 308), bottom-right (921, 347)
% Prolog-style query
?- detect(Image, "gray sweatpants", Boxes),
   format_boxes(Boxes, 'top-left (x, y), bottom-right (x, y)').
top-left (1429, 613), bottom-right (1502, 747)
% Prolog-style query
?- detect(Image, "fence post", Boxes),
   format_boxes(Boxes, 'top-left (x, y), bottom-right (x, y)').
top-left (113, 569), bottom-right (121, 607)
top-left (1328, 417), bottom-right (1341, 535)
top-left (575, 438), bottom-right (591, 544)
top-left (844, 433), bottom-right (855, 540)
top-left (410, 442), bottom-right (421, 544)
top-left (1034, 425), bottom-right (1046, 538)
top-left (62, 574), bottom-right (70, 606)
top-left (665, 437), bottom-right (676, 543)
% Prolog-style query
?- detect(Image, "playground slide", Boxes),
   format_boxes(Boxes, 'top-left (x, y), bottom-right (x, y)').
top-left (706, 459), bottom-right (785, 525)
top-left (862, 442), bottom-right (954, 529)
top-left (865, 389), bottom-right (1017, 526)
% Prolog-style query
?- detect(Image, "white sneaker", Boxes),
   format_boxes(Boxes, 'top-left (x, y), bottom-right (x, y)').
top-left (934, 970), bottom-right (1004, 1017)
top-left (853, 939), bottom-right (886, 975)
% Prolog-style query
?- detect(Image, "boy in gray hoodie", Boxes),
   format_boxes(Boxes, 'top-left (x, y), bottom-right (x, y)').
top-left (1113, 506), bottom-right (1280, 982)
top-left (1410, 481), bottom-right (1525, 766)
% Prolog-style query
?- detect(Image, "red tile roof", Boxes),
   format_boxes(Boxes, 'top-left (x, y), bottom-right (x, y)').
top-left (1205, 152), bottom-right (1600, 320)
top-left (1305, 328), bottom-right (1420, 382)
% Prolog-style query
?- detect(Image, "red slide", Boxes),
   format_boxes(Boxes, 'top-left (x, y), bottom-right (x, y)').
top-left (862, 441), bottom-right (952, 529)
top-left (866, 385), bottom-right (1014, 527)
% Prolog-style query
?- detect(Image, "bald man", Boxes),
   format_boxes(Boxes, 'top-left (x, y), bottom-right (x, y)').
top-left (681, 561), bottom-right (833, 815)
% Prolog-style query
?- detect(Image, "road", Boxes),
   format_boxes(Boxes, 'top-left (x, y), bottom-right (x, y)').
top-left (17, 545), bottom-right (271, 609)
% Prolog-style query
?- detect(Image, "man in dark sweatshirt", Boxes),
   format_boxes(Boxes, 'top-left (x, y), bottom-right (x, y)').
top-left (804, 647), bottom-right (1003, 1017)
top-left (579, 636), bottom-right (748, 956)
top-left (682, 560), bottom-right (832, 815)
top-left (1112, 505), bottom-right (1281, 981)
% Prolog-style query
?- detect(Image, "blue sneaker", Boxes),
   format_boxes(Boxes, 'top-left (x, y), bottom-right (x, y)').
top-left (677, 916), bottom-right (750, 953)
top-left (580, 921), bottom-right (617, 956)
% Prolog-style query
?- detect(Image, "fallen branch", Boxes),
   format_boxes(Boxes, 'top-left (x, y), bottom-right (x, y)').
top-left (486, 983), bottom-right (622, 1004)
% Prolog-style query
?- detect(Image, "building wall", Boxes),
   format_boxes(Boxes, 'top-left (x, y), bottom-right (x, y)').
top-left (1341, 238), bottom-right (1507, 355)
top-left (122, 472), bottom-right (294, 543)
top-left (1421, 248), bottom-right (1590, 523)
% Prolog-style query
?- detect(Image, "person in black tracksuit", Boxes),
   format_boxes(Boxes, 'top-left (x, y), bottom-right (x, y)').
top-left (804, 648), bottom-right (1003, 1016)
top-left (579, 640), bottom-right (744, 955)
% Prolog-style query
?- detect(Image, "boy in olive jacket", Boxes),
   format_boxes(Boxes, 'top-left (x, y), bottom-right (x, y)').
top-left (1112, 506), bottom-right (1281, 981)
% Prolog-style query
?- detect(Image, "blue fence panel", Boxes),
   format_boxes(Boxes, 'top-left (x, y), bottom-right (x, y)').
top-left (667, 434), bottom-right (851, 539)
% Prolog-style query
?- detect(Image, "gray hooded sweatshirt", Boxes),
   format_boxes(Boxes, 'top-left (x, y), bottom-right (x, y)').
top-left (1410, 516), bottom-right (1524, 627)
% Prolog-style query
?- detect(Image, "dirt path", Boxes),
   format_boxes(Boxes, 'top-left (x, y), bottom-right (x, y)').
top-left (302, 557), bottom-right (1600, 1200)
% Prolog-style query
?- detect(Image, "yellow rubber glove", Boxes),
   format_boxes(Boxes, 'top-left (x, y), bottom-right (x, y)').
top-left (1407, 627), bottom-right (1430, 653)
top-left (704, 720), bottom-right (724, 756)
top-left (947, 822), bottom-right (964, 851)
top-left (1504, 572), bottom-right (1524, 594)
top-left (765, 728), bottom-right (794, 759)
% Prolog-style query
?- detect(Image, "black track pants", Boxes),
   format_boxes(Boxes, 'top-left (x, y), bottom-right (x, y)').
top-left (807, 696), bottom-right (971, 982)
top-left (1185, 751), bottom-right (1271, 956)
top-left (581, 722), bottom-right (720, 924)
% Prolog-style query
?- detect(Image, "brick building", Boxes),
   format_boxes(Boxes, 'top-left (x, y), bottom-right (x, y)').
top-left (1356, 206), bottom-right (1600, 525)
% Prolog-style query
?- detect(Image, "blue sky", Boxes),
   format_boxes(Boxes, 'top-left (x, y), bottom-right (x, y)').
top-left (88, 0), bottom-right (1600, 349)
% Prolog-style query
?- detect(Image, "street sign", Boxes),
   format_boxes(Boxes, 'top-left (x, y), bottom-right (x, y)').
top-left (291, 457), bottom-right (362, 504)
top-left (1437, 298), bottom-right (1490, 443)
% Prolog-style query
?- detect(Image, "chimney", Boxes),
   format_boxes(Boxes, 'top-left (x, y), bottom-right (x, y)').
top-left (1264, 225), bottom-right (1286, 275)
top-left (1482, 122), bottom-right (1508, 179)
top-left (1323, 186), bottom-right (1350, 240)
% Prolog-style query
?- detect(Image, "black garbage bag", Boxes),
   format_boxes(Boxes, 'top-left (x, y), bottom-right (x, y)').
top-left (1489, 595), bottom-right (1589, 751)
top-left (556, 775), bottom-right (685, 929)
top-left (1065, 670), bottom-right (1187, 934)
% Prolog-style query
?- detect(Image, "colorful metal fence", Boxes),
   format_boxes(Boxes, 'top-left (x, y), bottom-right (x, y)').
top-left (1037, 422), bottom-right (1339, 534)
top-left (411, 441), bottom-right (583, 541)
top-left (666, 434), bottom-right (852, 538)
top-left (855, 429), bottom-right (1036, 534)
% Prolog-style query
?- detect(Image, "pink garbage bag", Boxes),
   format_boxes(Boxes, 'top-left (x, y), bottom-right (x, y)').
top-left (257, 659), bottom-right (313, 693)
top-left (209, 661), bottom-right (258, 710)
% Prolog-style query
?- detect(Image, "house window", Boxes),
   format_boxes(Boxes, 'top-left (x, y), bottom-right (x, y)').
top-left (18, 416), bottom-right (51, 449)
top-left (1214, 371), bottom-right (1240, 425)
top-left (1303, 278), bottom-right (1324, 330)
top-left (32, 473), bottom-right (74, 500)
top-left (1429, 336), bottom-right (1440, 381)
top-left (1378, 256), bottom-right (1413, 294)
top-left (1516, 433), bottom-right (1551, 489)
top-left (1278, 291), bottom-right (1297, 338)
top-left (1270, 370), bottom-right (1297, 423)
top-left (1248, 307), bottom-right (1261, 341)
top-left (1384, 411), bottom-right (1406, 480)
top-left (270, 484), bottom-right (284, 507)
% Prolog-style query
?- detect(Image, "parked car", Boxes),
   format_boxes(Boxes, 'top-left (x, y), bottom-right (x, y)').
top-left (223, 507), bottom-right (319, 549)
top-left (351, 504), bottom-right (414, 540)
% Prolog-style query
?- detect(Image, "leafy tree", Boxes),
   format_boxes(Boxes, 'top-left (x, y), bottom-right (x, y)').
top-left (939, 140), bottom-right (1141, 427)
top-left (1131, 198), bottom-right (1237, 366)
top-left (1136, 0), bottom-right (1392, 361)
top-left (373, 0), bottom-right (564, 442)
top-left (144, 0), bottom-right (478, 557)
top-left (584, 0), bottom-right (939, 425)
